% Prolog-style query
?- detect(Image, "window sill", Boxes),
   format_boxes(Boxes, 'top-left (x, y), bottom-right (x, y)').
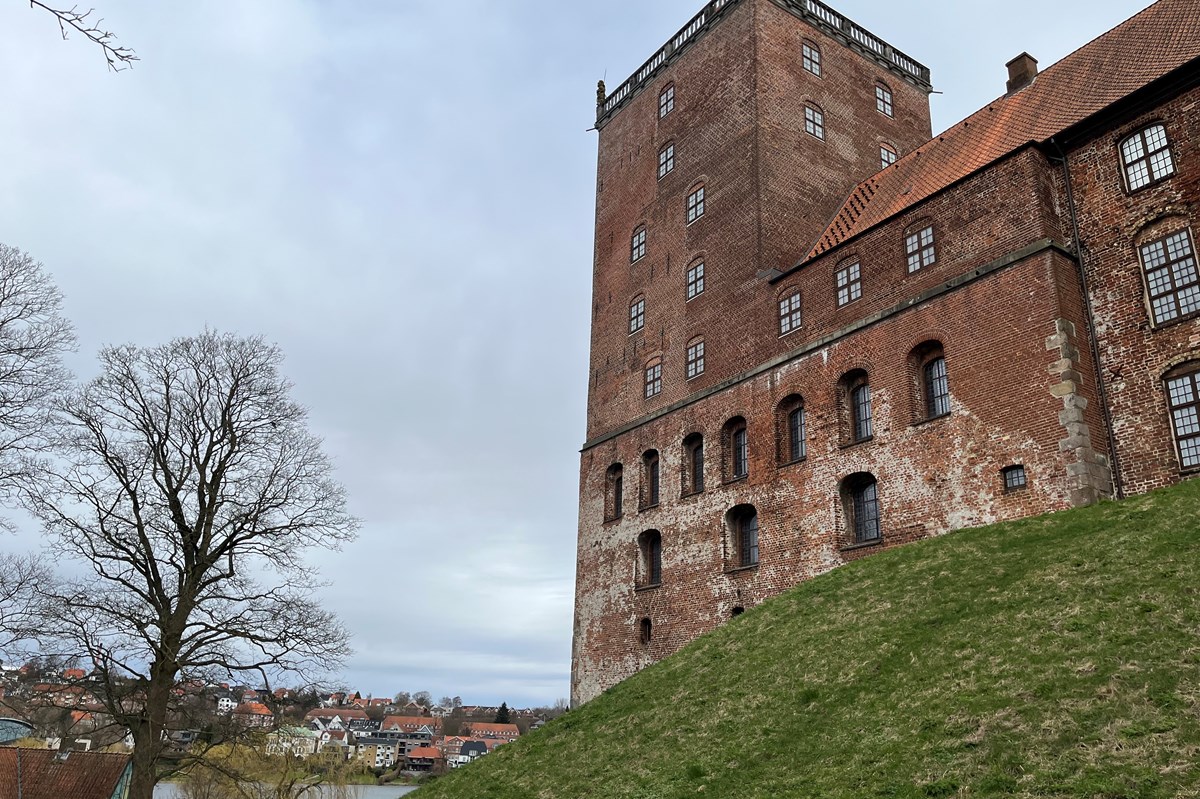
top-left (602, 516), bottom-right (623, 526)
top-left (680, 489), bottom-right (704, 501)
top-left (778, 457), bottom-right (807, 469)
top-left (913, 412), bottom-right (950, 428)
top-left (635, 583), bottom-right (662, 593)
top-left (723, 475), bottom-right (749, 486)
top-left (686, 216), bottom-right (706, 227)
top-left (1003, 485), bottom-right (1029, 495)
top-left (840, 538), bottom-right (883, 553)
top-left (724, 564), bottom-right (759, 575)
top-left (1148, 309), bottom-right (1200, 331)
top-left (639, 502), bottom-right (660, 513)
top-left (840, 436), bottom-right (874, 450)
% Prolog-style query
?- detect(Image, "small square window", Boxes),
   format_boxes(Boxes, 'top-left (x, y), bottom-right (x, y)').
top-left (686, 340), bottom-right (705, 380)
top-left (875, 84), bottom-right (893, 117)
top-left (645, 363), bottom-right (662, 399)
top-left (686, 186), bottom-right (706, 224)
top-left (880, 144), bottom-right (897, 169)
top-left (658, 144), bottom-right (675, 179)
top-left (905, 226), bottom-right (936, 273)
top-left (659, 85), bottom-right (675, 119)
top-left (686, 262), bottom-right (705, 300)
top-left (631, 228), bottom-right (646, 263)
top-left (836, 262), bottom-right (862, 306)
top-left (779, 291), bottom-right (802, 335)
top-left (629, 298), bottom-right (645, 334)
top-left (802, 43), bottom-right (821, 77)
top-left (1002, 465), bottom-right (1027, 492)
top-left (804, 105), bottom-right (824, 140)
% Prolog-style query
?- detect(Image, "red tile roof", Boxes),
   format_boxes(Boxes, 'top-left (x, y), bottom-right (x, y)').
top-left (463, 722), bottom-right (520, 737)
top-left (808, 0), bottom-right (1200, 261)
top-left (407, 746), bottom-right (443, 760)
top-left (381, 715), bottom-right (442, 732)
top-left (304, 707), bottom-right (368, 720)
top-left (0, 748), bottom-right (131, 799)
top-left (234, 701), bottom-right (273, 716)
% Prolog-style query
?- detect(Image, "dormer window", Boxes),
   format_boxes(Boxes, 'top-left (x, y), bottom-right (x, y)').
top-left (1121, 124), bottom-right (1175, 191)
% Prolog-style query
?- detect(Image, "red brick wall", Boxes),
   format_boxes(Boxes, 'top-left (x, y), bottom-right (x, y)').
top-left (1065, 84), bottom-right (1200, 495)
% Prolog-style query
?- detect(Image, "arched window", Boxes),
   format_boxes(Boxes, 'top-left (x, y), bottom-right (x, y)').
top-left (842, 473), bottom-right (881, 544)
top-left (639, 617), bottom-right (653, 644)
top-left (638, 530), bottom-right (663, 587)
top-left (726, 504), bottom-right (759, 568)
top-left (841, 370), bottom-right (872, 443)
top-left (629, 295), bottom-right (645, 334)
top-left (686, 184), bottom-right (706, 224)
top-left (686, 259), bottom-right (705, 300)
top-left (1139, 228), bottom-right (1199, 325)
top-left (658, 142), bottom-right (675, 179)
top-left (778, 290), bottom-right (802, 335)
top-left (630, 226), bottom-right (647, 263)
top-left (802, 41), bottom-right (821, 76)
top-left (804, 103), bottom-right (824, 140)
top-left (686, 337), bottom-right (705, 379)
top-left (644, 358), bottom-right (663, 399)
top-left (723, 417), bottom-right (749, 481)
top-left (1120, 124), bottom-right (1175, 191)
top-left (605, 464), bottom-right (624, 521)
top-left (880, 142), bottom-right (897, 169)
top-left (910, 341), bottom-right (950, 421)
top-left (1165, 363), bottom-right (1200, 470)
top-left (659, 84), bottom-right (675, 119)
top-left (682, 433), bottom-right (704, 496)
top-left (776, 394), bottom-right (806, 464)
top-left (905, 222), bottom-right (936, 273)
top-left (875, 82), bottom-right (893, 117)
top-left (641, 450), bottom-right (661, 509)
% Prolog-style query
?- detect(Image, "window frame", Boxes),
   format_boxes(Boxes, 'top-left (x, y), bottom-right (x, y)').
top-left (724, 418), bottom-right (749, 482)
top-left (639, 530), bottom-right (663, 587)
top-left (787, 406), bottom-right (806, 463)
top-left (804, 104), bottom-right (825, 140)
top-left (686, 260), bottom-right (705, 300)
top-left (682, 433), bottom-right (705, 496)
top-left (836, 261), bottom-right (862, 307)
top-left (880, 143), bottom-right (897, 169)
top-left (802, 41), bottom-right (821, 77)
top-left (686, 338), bottom-right (705, 380)
top-left (605, 464), bottom-right (624, 522)
top-left (1166, 367), bottom-right (1200, 471)
top-left (644, 360), bottom-right (663, 399)
top-left (1139, 228), bottom-right (1200, 327)
top-left (629, 296), bottom-right (645, 335)
top-left (726, 505), bottom-right (760, 570)
top-left (848, 475), bottom-right (882, 544)
top-left (875, 83), bottom-right (894, 117)
top-left (658, 142), bottom-right (675, 179)
top-left (847, 375), bottom-right (873, 443)
top-left (779, 290), bottom-right (802, 336)
top-left (686, 185), bottom-right (706, 224)
top-left (923, 356), bottom-right (950, 420)
top-left (658, 84), bottom-right (675, 119)
top-left (1120, 124), bottom-right (1175, 193)
top-left (630, 226), bottom-right (647, 264)
top-left (1002, 465), bottom-right (1028, 492)
top-left (642, 450), bottom-right (661, 509)
top-left (905, 224), bottom-right (936, 273)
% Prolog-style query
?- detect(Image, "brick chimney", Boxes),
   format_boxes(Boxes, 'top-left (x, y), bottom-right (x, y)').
top-left (1006, 52), bottom-right (1038, 94)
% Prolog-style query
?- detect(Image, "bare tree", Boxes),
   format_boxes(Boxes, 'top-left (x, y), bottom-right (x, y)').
top-left (25, 2), bottom-right (137, 70)
top-left (24, 331), bottom-right (358, 799)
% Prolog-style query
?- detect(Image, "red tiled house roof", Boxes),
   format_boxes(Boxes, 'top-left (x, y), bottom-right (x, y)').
top-left (304, 707), bottom-right (368, 720)
top-left (0, 749), bottom-right (131, 799)
top-left (807, 0), bottom-right (1200, 262)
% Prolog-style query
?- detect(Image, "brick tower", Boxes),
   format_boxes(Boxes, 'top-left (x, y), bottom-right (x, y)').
top-left (574, 0), bottom-right (934, 704)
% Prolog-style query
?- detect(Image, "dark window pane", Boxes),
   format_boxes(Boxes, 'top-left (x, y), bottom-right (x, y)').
top-left (692, 444), bottom-right (704, 493)
top-left (789, 407), bottom-right (806, 461)
top-left (925, 357), bottom-right (950, 418)
top-left (852, 384), bottom-right (873, 441)
top-left (740, 512), bottom-right (759, 566)
top-left (853, 480), bottom-right (880, 543)
top-left (733, 427), bottom-right (748, 478)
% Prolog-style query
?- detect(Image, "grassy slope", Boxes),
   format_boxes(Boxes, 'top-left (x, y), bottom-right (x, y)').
top-left (424, 479), bottom-right (1200, 799)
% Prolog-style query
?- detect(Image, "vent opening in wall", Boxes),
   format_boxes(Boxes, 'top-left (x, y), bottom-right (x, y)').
top-left (731, 606), bottom-right (745, 617)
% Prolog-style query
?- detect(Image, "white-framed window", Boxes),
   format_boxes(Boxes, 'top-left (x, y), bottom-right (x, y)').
top-left (880, 143), bottom-right (897, 169)
top-left (802, 42), bottom-right (821, 76)
top-left (686, 261), bottom-right (705, 300)
top-left (1140, 229), bottom-right (1200, 325)
top-left (631, 227), bottom-right (646, 263)
top-left (905, 225), bottom-right (936, 273)
top-left (836, 261), bottom-right (862, 306)
top-left (645, 361), bottom-right (663, 399)
top-left (778, 291), bottom-right (802, 335)
top-left (686, 186), bottom-right (706, 224)
top-left (686, 339), bottom-right (705, 380)
top-left (629, 297), bottom-right (645, 334)
top-left (875, 83), bottom-right (893, 117)
top-left (659, 84), bottom-right (675, 119)
top-left (804, 104), bottom-right (824, 140)
top-left (658, 143), bottom-right (675, 179)
top-left (1120, 124), bottom-right (1174, 191)
top-left (1167, 368), bottom-right (1200, 469)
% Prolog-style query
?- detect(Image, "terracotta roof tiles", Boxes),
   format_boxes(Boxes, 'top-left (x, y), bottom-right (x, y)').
top-left (807, 0), bottom-right (1200, 261)
top-left (0, 749), bottom-right (131, 799)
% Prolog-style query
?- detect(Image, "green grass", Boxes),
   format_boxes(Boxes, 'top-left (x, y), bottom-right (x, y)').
top-left (422, 479), bottom-right (1200, 798)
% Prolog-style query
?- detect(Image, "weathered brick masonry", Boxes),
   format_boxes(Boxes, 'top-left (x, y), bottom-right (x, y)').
top-left (573, 0), bottom-right (1200, 704)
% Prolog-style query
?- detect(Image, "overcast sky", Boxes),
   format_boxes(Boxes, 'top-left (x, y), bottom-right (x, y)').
top-left (0, 0), bottom-right (1149, 707)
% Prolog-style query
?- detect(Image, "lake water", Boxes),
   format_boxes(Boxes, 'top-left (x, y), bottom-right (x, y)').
top-left (154, 784), bottom-right (416, 798)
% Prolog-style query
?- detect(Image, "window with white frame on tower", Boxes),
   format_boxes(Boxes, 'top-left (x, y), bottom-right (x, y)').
top-left (875, 83), bottom-right (893, 117)
top-left (802, 42), bottom-right (821, 76)
top-left (686, 186), bottom-right (706, 224)
top-left (804, 104), bottom-right (824, 140)
top-left (905, 225), bottom-right (936, 273)
top-left (686, 261), bottom-right (705, 300)
top-left (836, 261), bottom-right (862, 306)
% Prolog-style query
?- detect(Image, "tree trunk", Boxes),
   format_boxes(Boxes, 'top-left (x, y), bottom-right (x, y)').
top-left (127, 722), bottom-right (159, 799)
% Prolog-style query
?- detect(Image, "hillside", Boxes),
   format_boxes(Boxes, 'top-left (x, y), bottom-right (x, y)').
top-left (422, 479), bottom-right (1200, 798)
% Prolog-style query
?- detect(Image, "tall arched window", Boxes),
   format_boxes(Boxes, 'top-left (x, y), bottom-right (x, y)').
top-left (723, 417), bottom-right (749, 481)
top-left (804, 103), bottom-right (824, 140)
top-left (910, 341), bottom-right (950, 421)
top-left (841, 370), bottom-right (872, 443)
top-left (605, 464), bottom-right (624, 521)
top-left (629, 295), bottom-right (646, 334)
top-left (682, 433), bottom-right (704, 496)
top-left (642, 450), bottom-right (661, 509)
top-left (1120, 124), bottom-right (1175, 191)
top-left (779, 290), bottom-right (802, 335)
top-left (630, 226), bottom-right (646, 263)
top-left (1165, 362), bottom-right (1200, 470)
top-left (776, 394), bottom-right (806, 464)
top-left (726, 505), bottom-right (759, 568)
top-left (638, 530), bottom-right (663, 587)
top-left (880, 142), bottom-right (897, 169)
top-left (842, 473), bottom-right (881, 544)
top-left (802, 40), bottom-right (821, 76)
top-left (875, 82), bottom-right (894, 117)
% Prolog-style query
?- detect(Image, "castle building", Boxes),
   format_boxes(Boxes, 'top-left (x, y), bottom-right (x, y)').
top-left (571, 0), bottom-right (1200, 705)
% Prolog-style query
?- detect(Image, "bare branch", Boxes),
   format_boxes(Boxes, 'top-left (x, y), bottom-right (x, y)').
top-left (26, 1), bottom-right (138, 71)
